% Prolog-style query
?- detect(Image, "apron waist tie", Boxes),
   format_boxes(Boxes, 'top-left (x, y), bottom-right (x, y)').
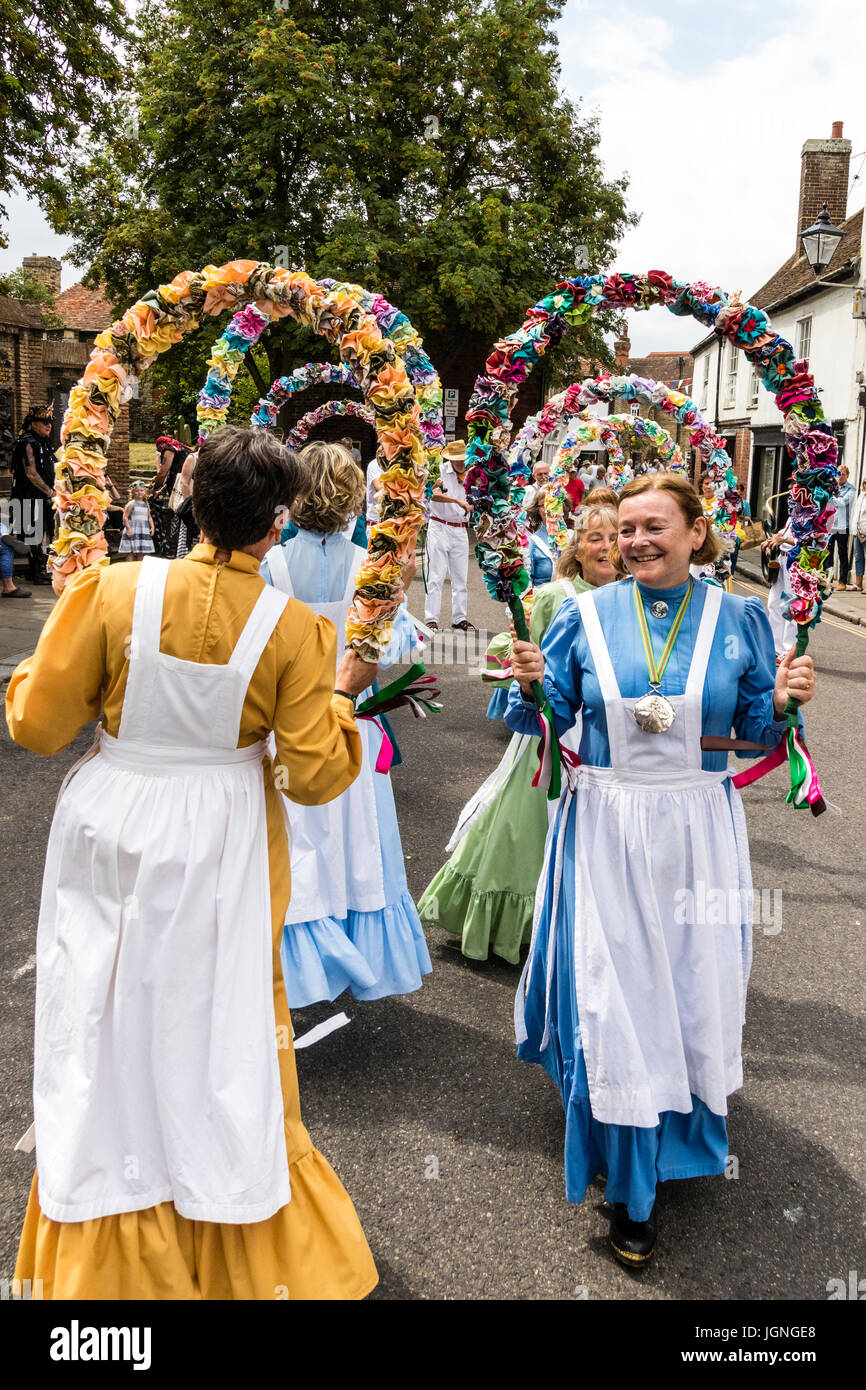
top-left (577, 765), bottom-right (732, 792)
top-left (97, 728), bottom-right (268, 774)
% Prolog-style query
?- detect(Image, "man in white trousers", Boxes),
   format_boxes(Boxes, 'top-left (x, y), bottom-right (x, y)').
top-left (424, 439), bottom-right (474, 631)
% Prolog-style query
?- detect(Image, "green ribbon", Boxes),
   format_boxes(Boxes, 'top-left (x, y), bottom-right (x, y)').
top-left (508, 591), bottom-right (563, 801)
top-left (633, 579), bottom-right (694, 687)
top-left (355, 662), bottom-right (427, 716)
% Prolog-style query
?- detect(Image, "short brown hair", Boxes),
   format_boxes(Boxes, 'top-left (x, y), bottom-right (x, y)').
top-left (608, 473), bottom-right (723, 576)
top-left (193, 426), bottom-right (306, 552)
top-left (290, 442), bottom-right (365, 534)
top-left (583, 485), bottom-right (618, 507)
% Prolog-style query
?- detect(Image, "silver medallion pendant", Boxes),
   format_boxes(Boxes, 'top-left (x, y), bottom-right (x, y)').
top-left (632, 691), bottom-right (677, 734)
top-left (649, 600), bottom-right (669, 618)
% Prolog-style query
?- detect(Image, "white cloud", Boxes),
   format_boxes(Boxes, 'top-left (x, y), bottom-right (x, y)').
top-left (0, 188), bottom-right (86, 288)
top-left (558, 0), bottom-right (865, 355)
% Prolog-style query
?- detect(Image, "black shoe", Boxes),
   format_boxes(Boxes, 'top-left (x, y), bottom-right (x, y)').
top-left (608, 1202), bottom-right (657, 1269)
top-left (1, 586), bottom-right (32, 598)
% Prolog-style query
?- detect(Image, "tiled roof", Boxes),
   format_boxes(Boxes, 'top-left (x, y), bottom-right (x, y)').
top-left (54, 281), bottom-right (115, 332)
top-left (625, 350), bottom-right (694, 386)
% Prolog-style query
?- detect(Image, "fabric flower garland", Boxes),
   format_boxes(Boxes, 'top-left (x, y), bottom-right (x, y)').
top-left (196, 304), bottom-right (271, 446)
top-left (284, 399), bottom-right (376, 450)
top-left (546, 412), bottom-right (683, 553)
top-left (50, 259), bottom-right (429, 662)
top-left (472, 273), bottom-right (838, 810)
top-left (470, 275), bottom-right (837, 625)
top-left (250, 361), bottom-right (359, 430)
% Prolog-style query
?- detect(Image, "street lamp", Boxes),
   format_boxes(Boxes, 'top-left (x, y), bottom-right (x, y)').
top-left (800, 202), bottom-right (845, 276)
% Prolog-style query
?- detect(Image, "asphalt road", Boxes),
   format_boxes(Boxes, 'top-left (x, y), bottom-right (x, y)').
top-left (1, 561), bottom-right (864, 1301)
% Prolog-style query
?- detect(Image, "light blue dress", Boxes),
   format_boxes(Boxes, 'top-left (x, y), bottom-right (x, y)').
top-left (528, 530), bottom-right (554, 588)
top-left (505, 578), bottom-right (793, 1220)
top-left (261, 528), bottom-right (431, 1008)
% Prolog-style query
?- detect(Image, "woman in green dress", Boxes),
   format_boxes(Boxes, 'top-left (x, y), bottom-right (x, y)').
top-left (418, 503), bottom-right (618, 963)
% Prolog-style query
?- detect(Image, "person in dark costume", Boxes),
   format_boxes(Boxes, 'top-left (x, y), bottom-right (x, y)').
top-left (149, 436), bottom-right (192, 556)
top-left (10, 405), bottom-right (55, 585)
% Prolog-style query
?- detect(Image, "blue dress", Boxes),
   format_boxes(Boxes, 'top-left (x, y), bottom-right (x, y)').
top-left (261, 529), bottom-right (430, 1007)
top-left (505, 579), bottom-right (793, 1219)
top-left (528, 530), bottom-right (554, 588)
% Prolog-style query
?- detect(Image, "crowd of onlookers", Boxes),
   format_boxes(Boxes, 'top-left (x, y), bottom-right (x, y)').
top-left (3, 417), bottom-right (866, 601)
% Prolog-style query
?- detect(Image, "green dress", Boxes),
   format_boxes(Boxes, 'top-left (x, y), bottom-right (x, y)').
top-left (417, 574), bottom-right (592, 962)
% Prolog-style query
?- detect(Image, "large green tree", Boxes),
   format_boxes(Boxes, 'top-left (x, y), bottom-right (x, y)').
top-left (0, 0), bottom-right (126, 246)
top-left (44, 0), bottom-right (632, 421)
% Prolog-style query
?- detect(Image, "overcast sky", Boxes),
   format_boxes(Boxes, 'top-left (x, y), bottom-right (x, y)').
top-left (1, 0), bottom-right (862, 359)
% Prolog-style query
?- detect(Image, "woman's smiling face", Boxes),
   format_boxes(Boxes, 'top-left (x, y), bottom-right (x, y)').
top-left (618, 490), bottom-right (705, 588)
top-left (578, 519), bottom-right (618, 587)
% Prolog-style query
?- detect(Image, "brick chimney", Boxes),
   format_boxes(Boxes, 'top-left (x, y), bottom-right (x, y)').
top-left (21, 255), bottom-right (61, 296)
top-left (614, 332), bottom-right (630, 370)
top-left (797, 122), bottom-right (851, 255)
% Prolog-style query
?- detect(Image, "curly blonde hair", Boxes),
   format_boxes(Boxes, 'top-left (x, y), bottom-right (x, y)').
top-left (290, 442), bottom-right (366, 534)
top-left (555, 504), bottom-right (619, 580)
top-left (608, 473), bottom-right (723, 577)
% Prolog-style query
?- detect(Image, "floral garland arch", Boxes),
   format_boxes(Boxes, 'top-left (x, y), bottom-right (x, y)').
top-left (545, 412), bottom-right (684, 554)
top-left (249, 361), bottom-right (359, 431)
top-left (50, 260), bottom-right (429, 660)
top-left (316, 278), bottom-right (445, 472)
top-left (467, 270), bottom-right (838, 809)
top-left (195, 284), bottom-right (443, 478)
top-left (283, 398), bottom-right (376, 450)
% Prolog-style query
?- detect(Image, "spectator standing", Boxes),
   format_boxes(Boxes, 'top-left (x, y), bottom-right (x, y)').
top-left (851, 476), bottom-right (866, 594)
top-left (1, 519), bottom-right (31, 598)
top-left (424, 439), bottom-right (474, 631)
top-left (828, 465), bottom-right (855, 589)
top-left (118, 484), bottom-right (155, 561)
top-left (10, 405), bottom-right (55, 585)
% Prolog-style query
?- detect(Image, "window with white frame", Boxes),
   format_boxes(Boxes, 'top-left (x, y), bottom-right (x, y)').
top-left (795, 315), bottom-right (812, 362)
top-left (700, 352), bottom-right (710, 409)
top-left (724, 342), bottom-right (739, 408)
top-left (629, 400), bottom-right (640, 417)
top-left (748, 368), bottom-right (760, 411)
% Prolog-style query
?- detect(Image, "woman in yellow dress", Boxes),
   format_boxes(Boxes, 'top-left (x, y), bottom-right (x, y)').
top-left (7, 426), bottom-right (379, 1300)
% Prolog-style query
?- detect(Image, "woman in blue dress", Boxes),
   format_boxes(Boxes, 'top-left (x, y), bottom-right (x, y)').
top-left (507, 473), bottom-right (817, 1267)
top-left (261, 441), bottom-right (431, 1009)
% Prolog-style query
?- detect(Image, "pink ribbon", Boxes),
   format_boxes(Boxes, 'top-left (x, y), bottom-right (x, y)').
top-left (357, 715), bottom-right (394, 773)
top-left (730, 737), bottom-right (787, 789)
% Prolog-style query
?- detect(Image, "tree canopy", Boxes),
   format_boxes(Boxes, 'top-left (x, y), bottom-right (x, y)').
top-left (0, 0), bottom-right (126, 246)
top-left (43, 0), bottom-right (633, 422)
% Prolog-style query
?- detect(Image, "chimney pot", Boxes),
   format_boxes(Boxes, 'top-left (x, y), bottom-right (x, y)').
top-left (796, 128), bottom-right (851, 255)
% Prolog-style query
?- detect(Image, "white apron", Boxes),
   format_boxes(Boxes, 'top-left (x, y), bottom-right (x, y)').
top-left (265, 542), bottom-right (386, 922)
top-left (517, 582), bottom-right (753, 1129)
top-left (33, 557), bottom-right (292, 1224)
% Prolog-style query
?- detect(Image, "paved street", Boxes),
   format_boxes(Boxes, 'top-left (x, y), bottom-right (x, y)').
top-left (1, 557), bottom-right (864, 1300)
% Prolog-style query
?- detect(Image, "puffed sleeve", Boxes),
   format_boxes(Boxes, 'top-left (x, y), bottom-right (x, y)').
top-left (5, 566), bottom-right (106, 755)
top-left (731, 596), bottom-right (800, 754)
top-left (272, 609), bottom-right (362, 806)
top-left (379, 600), bottom-right (418, 671)
top-left (505, 597), bottom-right (583, 738)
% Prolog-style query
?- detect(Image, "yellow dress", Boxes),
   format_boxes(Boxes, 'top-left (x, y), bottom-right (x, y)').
top-left (6, 544), bottom-right (378, 1300)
